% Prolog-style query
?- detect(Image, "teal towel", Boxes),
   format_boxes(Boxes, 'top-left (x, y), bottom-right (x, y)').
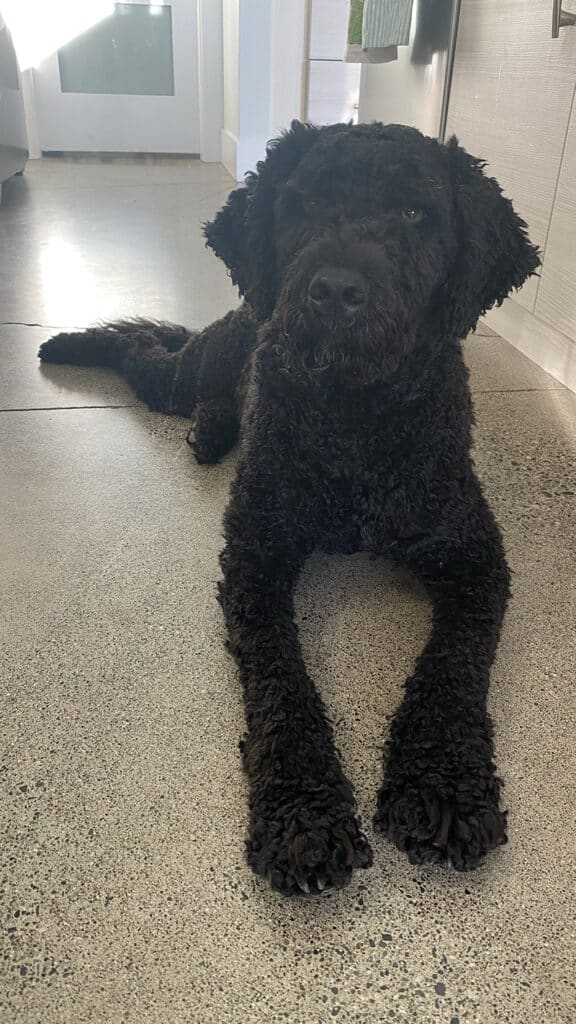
top-left (363, 0), bottom-right (413, 48)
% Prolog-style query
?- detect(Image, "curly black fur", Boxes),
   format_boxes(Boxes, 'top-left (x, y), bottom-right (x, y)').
top-left (39, 306), bottom-right (257, 459)
top-left (40, 122), bottom-right (540, 895)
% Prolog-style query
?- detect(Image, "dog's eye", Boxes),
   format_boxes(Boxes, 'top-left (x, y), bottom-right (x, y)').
top-left (401, 208), bottom-right (425, 224)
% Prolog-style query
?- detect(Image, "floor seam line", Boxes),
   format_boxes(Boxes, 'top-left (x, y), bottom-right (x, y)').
top-left (1, 321), bottom-right (47, 327)
top-left (0, 404), bottom-right (140, 413)
top-left (471, 387), bottom-right (567, 395)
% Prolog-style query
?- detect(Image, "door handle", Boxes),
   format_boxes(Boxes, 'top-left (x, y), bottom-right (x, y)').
top-left (552, 0), bottom-right (576, 37)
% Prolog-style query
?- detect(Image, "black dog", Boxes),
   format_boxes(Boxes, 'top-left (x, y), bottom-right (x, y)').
top-left (40, 122), bottom-right (540, 896)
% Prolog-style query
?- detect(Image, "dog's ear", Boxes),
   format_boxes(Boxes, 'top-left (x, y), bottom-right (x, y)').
top-left (203, 185), bottom-right (250, 293)
top-left (442, 136), bottom-right (540, 340)
top-left (204, 120), bottom-right (322, 319)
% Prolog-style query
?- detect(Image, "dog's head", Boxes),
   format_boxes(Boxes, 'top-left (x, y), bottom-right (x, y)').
top-left (205, 121), bottom-right (539, 370)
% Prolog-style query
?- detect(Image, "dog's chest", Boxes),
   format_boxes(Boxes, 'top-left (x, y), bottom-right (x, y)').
top-left (295, 382), bottom-right (416, 475)
top-left (291, 387), bottom-right (429, 550)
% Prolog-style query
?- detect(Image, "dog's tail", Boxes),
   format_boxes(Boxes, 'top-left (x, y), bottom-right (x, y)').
top-left (39, 319), bottom-right (200, 415)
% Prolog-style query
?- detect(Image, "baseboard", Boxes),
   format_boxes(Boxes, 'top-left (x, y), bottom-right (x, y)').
top-left (220, 128), bottom-right (238, 181)
top-left (484, 298), bottom-right (576, 394)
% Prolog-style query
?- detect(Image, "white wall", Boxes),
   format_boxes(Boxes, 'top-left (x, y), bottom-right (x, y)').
top-left (222, 0), bottom-right (238, 137)
top-left (220, 0), bottom-right (306, 180)
top-left (269, 0), bottom-right (307, 137)
top-left (221, 0), bottom-right (239, 175)
top-left (197, 0), bottom-right (223, 162)
top-left (236, 0), bottom-right (271, 178)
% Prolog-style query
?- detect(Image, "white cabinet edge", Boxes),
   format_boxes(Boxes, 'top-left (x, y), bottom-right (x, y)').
top-left (485, 298), bottom-right (576, 394)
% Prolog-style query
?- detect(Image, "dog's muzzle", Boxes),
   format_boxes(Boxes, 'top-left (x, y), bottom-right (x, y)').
top-left (307, 266), bottom-right (367, 321)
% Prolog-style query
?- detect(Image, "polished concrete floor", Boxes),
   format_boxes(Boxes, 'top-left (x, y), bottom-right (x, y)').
top-left (1, 159), bottom-right (575, 1024)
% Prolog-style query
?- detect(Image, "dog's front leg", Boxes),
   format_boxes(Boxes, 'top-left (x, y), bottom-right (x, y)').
top-left (376, 486), bottom-right (510, 870)
top-left (219, 482), bottom-right (372, 895)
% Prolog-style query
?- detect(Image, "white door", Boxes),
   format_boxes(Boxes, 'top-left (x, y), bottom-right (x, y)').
top-left (33, 0), bottom-right (200, 154)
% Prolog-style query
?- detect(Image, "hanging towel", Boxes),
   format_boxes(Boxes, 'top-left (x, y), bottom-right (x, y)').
top-left (363, 0), bottom-right (414, 48)
top-left (345, 0), bottom-right (412, 63)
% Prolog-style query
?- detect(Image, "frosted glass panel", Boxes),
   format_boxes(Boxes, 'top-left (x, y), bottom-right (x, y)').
top-left (58, 4), bottom-right (175, 96)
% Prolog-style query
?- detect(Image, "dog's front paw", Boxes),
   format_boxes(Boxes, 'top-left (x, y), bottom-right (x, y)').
top-left (374, 770), bottom-right (507, 871)
top-left (248, 788), bottom-right (373, 896)
top-left (186, 401), bottom-right (238, 464)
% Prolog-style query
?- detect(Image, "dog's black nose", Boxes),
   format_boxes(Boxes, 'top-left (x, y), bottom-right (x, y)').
top-left (308, 267), bottom-right (367, 319)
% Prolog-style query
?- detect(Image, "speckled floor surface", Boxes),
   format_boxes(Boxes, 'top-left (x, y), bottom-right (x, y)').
top-left (1, 160), bottom-right (575, 1024)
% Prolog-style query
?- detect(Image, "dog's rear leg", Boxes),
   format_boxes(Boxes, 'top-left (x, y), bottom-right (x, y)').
top-left (39, 305), bottom-right (259, 436)
top-left (39, 319), bottom-right (196, 414)
top-left (39, 319), bottom-right (191, 364)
